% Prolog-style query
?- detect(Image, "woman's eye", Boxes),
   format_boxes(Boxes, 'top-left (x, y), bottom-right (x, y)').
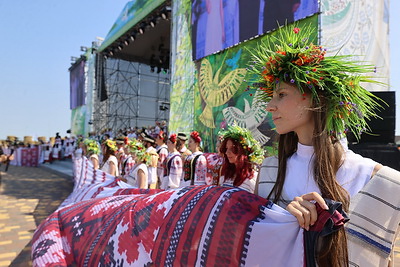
top-left (278, 92), bottom-right (286, 98)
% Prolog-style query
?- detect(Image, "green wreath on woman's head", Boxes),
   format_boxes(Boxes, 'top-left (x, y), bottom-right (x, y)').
top-left (103, 139), bottom-right (118, 152)
top-left (127, 139), bottom-right (151, 165)
top-left (219, 125), bottom-right (264, 165)
top-left (248, 23), bottom-right (384, 139)
top-left (83, 139), bottom-right (100, 155)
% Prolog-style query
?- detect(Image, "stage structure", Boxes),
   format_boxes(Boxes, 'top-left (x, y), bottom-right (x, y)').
top-left (92, 0), bottom-right (172, 134)
top-left (92, 57), bottom-right (170, 133)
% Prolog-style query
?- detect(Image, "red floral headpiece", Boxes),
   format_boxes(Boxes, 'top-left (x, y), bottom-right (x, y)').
top-left (124, 136), bottom-right (129, 145)
top-left (158, 131), bottom-right (164, 139)
top-left (190, 131), bottom-right (202, 143)
top-left (169, 133), bottom-right (177, 143)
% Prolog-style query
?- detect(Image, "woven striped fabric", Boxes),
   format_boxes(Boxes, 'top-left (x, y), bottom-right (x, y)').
top-left (347, 166), bottom-right (400, 267)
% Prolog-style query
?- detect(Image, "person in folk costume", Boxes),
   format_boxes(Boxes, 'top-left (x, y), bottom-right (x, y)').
top-left (69, 137), bottom-right (76, 156)
top-left (122, 139), bottom-right (150, 189)
top-left (176, 132), bottom-right (192, 161)
top-left (155, 131), bottom-right (169, 187)
top-left (120, 138), bottom-right (135, 179)
top-left (74, 137), bottom-right (83, 158)
top-left (203, 135), bottom-right (225, 185)
top-left (43, 143), bottom-right (52, 163)
top-left (82, 139), bottom-right (100, 170)
top-left (251, 23), bottom-right (400, 266)
top-left (100, 139), bottom-right (119, 176)
top-left (141, 133), bottom-right (159, 189)
top-left (0, 139), bottom-right (15, 165)
top-left (59, 137), bottom-right (66, 160)
top-left (0, 141), bottom-right (5, 164)
top-left (52, 143), bottom-right (59, 161)
top-left (160, 133), bottom-right (183, 190)
top-left (181, 131), bottom-right (209, 187)
top-left (218, 125), bottom-right (264, 194)
top-left (115, 135), bottom-right (127, 173)
top-left (64, 140), bottom-right (71, 158)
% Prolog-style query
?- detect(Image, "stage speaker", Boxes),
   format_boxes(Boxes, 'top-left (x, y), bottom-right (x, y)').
top-left (347, 91), bottom-right (396, 144)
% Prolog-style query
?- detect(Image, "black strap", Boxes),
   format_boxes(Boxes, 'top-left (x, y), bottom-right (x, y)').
top-left (190, 154), bottom-right (202, 185)
top-left (166, 154), bottom-right (179, 177)
top-left (121, 155), bottom-right (132, 176)
top-left (157, 146), bottom-right (168, 155)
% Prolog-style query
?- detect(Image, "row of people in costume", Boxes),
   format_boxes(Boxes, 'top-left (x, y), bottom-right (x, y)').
top-left (77, 124), bottom-right (264, 195)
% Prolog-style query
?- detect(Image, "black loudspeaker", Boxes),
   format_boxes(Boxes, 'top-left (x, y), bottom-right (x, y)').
top-left (348, 91), bottom-right (396, 144)
top-left (348, 143), bottom-right (400, 171)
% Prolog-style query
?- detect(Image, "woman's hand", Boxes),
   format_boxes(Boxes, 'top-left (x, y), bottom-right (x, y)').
top-left (286, 192), bottom-right (329, 231)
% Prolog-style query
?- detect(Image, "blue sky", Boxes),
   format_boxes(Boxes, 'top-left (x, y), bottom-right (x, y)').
top-left (0, 1), bottom-right (399, 141)
top-left (0, 1), bottom-right (128, 140)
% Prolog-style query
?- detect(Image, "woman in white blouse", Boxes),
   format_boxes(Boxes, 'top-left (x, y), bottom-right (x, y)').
top-left (124, 140), bottom-right (149, 189)
top-left (100, 139), bottom-right (119, 176)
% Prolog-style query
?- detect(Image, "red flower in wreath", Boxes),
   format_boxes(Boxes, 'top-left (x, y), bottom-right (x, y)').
top-left (169, 133), bottom-right (177, 143)
top-left (190, 131), bottom-right (202, 143)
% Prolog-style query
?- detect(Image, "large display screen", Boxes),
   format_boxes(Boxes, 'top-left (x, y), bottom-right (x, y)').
top-left (192, 0), bottom-right (318, 60)
top-left (69, 60), bottom-right (86, 109)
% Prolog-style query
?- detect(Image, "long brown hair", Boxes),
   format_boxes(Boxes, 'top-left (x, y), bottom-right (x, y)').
top-left (268, 93), bottom-right (350, 267)
top-left (101, 143), bottom-right (116, 166)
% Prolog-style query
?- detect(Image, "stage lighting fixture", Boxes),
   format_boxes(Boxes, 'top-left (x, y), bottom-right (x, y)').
top-left (80, 46), bottom-right (88, 52)
top-left (117, 44), bottom-right (123, 51)
top-left (130, 34), bottom-right (136, 41)
top-left (109, 50), bottom-right (114, 56)
top-left (71, 56), bottom-right (79, 61)
top-left (139, 27), bottom-right (145, 34)
top-left (149, 19), bottom-right (156, 28)
top-left (124, 39), bottom-right (129, 46)
top-left (161, 6), bottom-right (171, 20)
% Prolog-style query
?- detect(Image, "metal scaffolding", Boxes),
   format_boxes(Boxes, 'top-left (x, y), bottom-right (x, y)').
top-left (92, 55), bottom-right (170, 134)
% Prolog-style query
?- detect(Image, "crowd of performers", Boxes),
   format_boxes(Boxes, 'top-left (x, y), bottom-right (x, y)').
top-left (0, 120), bottom-right (168, 166)
top-left (78, 125), bottom-right (263, 194)
top-left (30, 23), bottom-right (400, 266)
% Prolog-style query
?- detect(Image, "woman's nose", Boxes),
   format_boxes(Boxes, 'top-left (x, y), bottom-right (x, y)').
top-left (266, 101), bottom-right (276, 112)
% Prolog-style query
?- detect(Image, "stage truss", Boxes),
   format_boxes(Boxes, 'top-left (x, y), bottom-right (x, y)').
top-left (92, 56), bottom-right (170, 133)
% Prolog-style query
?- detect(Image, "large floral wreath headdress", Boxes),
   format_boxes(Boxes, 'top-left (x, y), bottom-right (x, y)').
top-left (83, 139), bottom-right (100, 155)
top-left (248, 23), bottom-right (384, 139)
top-left (218, 125), bottom-right (264, 165)
top-left (103, 139), bottom-right (118, 152)
top-left (127, 139), bottom-right (151, 165)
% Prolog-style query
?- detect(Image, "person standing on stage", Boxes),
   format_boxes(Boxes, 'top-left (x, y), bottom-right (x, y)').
top-left (82, 138), bottom-right (100, 170)
top-left (120, 138), bottom-right (135, 179)
top-left (161, 133), bottom-right (183, 190)
top-left (100, 139), bottom-right (119, 177)
top-left (176, 132), bottom-right (192, 161)
top-left (124, 140), bottom-right (149, 189)
top-left (141, 133), bottom-right (159, 189)
top-left (181, 131), bottom-right (208, 187)
top-left (155, 131), bottom-right (169, 187)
